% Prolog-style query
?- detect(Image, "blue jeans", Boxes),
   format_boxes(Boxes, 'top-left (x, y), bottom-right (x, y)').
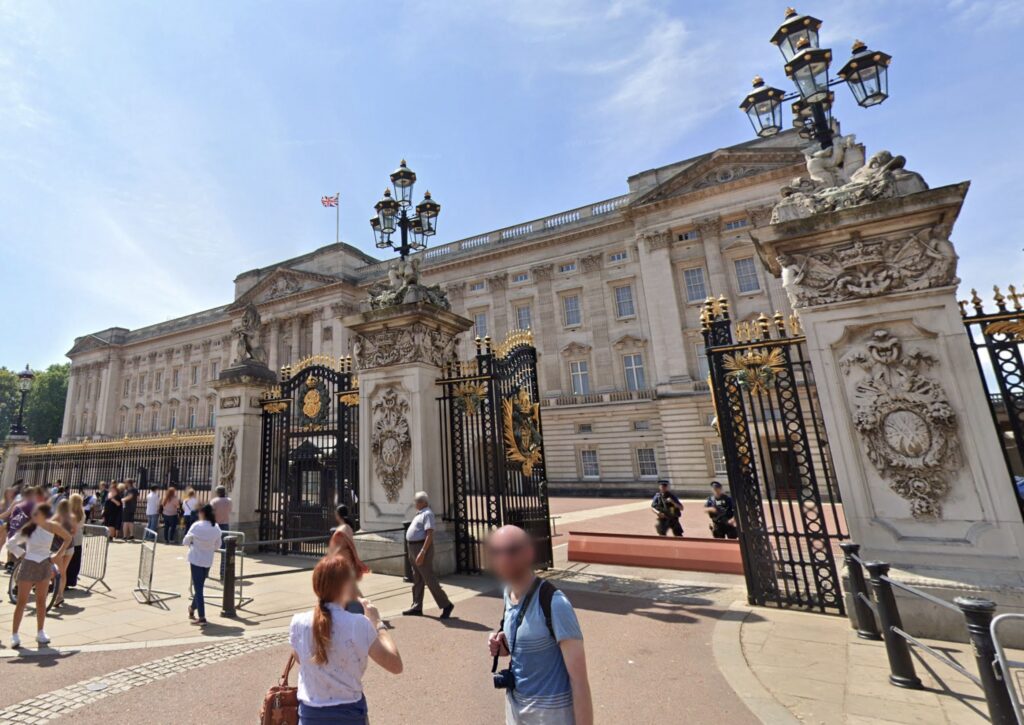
top-left (163, 514), bottom-right (178, 543)
top-left (298, 697), bottom-right (368, 724)
top-left (190, 563), bottom-right (209, 619)
top-left (147, 514), bottom-right (160, 535)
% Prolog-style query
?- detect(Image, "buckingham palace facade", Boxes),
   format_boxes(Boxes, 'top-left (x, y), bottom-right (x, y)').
top-left (60, 131), bottom-right (808, 495)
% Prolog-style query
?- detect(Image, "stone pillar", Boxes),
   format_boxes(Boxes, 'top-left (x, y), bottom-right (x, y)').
top-left (530, 265), bottom-right (560, 395)
top-left (755, 174), bottom-right (1024, 640)
top-left (267, 319), bottom-right (280, 371)
top-left (488, 273), bottom-right (509, 338)
top-left (636, 230), bottom-right (691, 390)
top-left (311, 308), bottom-right (324, 355)
top-left (61, 369), bottom-right (79, 439)
top-left (0, 441), bottom-right (25, 492)
top-left (290, 316), bottom-right (301, 364)
top-left (211, 361), bottom-right (276, 540)
top-left (696, 215), bottom-right (728, 296)
top-left (344, 301), bottom-right (472, 575)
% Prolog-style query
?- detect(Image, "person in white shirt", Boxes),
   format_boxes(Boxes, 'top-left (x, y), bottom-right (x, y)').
top-left (289, 554), bottom-right (402, 723)
top-left (403, 491), bottom-right (453, 618)
top-left (144, 487), bottom-right (161, 536)
top-left (182, 504), bottom-right (222, 626)
top-left (9, 503), bottom-right (71, 649)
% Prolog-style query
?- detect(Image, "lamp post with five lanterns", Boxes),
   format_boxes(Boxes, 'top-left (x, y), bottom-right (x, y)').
top-left (369, 160), bottom-right (441, 261)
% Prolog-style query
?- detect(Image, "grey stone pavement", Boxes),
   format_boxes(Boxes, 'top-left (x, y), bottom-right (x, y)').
top-left (0, 498), bottom-right (1014, 723)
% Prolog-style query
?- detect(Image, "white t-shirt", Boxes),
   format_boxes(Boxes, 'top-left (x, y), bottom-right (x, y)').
top-left (145, 491), bottom-right (162, 516)
top-left (182, 521), bottom-right (222, 568)
top-left (288, 605), bottom-right (377, 707)
top-left (183, 496), bottom-right (198, 516)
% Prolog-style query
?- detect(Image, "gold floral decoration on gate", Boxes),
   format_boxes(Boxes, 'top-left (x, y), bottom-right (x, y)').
top-left (453, 381), bottom-right (487, 415)
top-left (502, 387), bottom-right (543, 477)
top-left (722, 348), bottom-right (785, 396)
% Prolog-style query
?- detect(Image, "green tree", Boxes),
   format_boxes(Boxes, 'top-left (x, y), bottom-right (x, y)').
top-left (24, 363), bottom-right (69, 443)
top-left (0, 368), bottom-right (19, 440)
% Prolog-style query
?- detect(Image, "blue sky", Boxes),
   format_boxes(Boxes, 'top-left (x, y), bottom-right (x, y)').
top-left (1, 0), bottom-right (1021, 367)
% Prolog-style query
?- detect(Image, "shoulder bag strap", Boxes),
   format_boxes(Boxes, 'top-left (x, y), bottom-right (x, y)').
top-left (279, 652), bottom-right (296, 686)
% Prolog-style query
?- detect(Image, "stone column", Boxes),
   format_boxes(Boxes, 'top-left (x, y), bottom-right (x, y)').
top-left (530, 265), bottom-right (560, 395)
top-left (696, 215), bottom-right (728, 296)
top-left (755, 174), bottom-right (1024, 640)
top-left (290, 316), bottom-right (301, 363)
top-left (61, 369), bottom-right (79, 439)
top-left (636, 231), bottom-right (690, 390)
top-left (488, 273), bottom-right (509, 338)
top-left (311, 308), bottom-right (324, 355)
top-left (344, 301), bottom-right (472, 575)
top-left (266, 319), bottom-right (280, 371)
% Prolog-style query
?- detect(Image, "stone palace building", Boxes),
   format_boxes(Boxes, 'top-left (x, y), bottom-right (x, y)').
top-left (61, 131), bottom-right (809, 495)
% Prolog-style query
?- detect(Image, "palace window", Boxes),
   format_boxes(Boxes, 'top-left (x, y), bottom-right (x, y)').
top-left (637, 448), bottom-right (658, 477)
top-left (725, 218), bottom-right (748, 231)
top-left (678, 230), bottom-right (699, 242)
top-left (188, 406), bottom-right (196, 429)
top-left (210, 361), bottom-right (219, 379)
top-left (154, 371), bottom-right (162, 392)
top-left (469, 281), bottom-right (485, 292)
top-left (515, 304), bottom-right (532, 331)
top-left (473, 311), bottom-right (488, 339)
top-left (577, 423), bottom-right (593, 434)
top-left (134, 413), bottom-right (142, 434)
top-left (123, 379), bottom-right (130, 397)
top-left (562, 294), bottom-right (582, 327)
top-left (559, 262), bottom-right (576, 273)
top-left (513, 272), bottom-right (529, 283)
top-left (169, 409), bottom-right (177, 430)
top-left (734, 257), bottom-right (761, 294)
top-left (609, 250), bottom-right (628, 263)
top-left (139, 373), bottom-right (146, 392)
top-left (710, 442), bottom-right (728, 476)
top-left (614, 284), bottom-right (636, 318)
top-left (580, 449), bottom-right (600, 478)
top-left (191, 365), bottom-right (200, 385)
top-left (633, 419), bottom-right (651, 431)
top-left (683, 267), bottom-right (708, 303)
top-left (569, 360), bottom-right (590, 395)
top-left (696, 344), bottom-right (710, 379)
top-left (150, 411), bottom-right (158, 432)
top-left (118, 415), bottom-right (125, 436)
top-left (172, 368), bottom-right (180, 389)
top-left (208, 406), bottom-right (215, 428)
top-left (623, 353), bottom-right (646, 391)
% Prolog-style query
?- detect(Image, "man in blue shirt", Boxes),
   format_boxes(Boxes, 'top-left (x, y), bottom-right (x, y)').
top-left (487, 525), bottom-right (593, 724)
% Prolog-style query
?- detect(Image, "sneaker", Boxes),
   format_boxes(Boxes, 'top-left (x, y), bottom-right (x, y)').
top-left (440, 604), bottom-right (454, 620)
top-left (402, 607), bottom-right (423, 616)
top-left (192, 618), bottom-right (208, 626)
top-left (188, 605), bottom-right (196, 620)
top-left (36, 631), bottom-right (50, 645)
top-left (10, 633), bottom-right (20, 649)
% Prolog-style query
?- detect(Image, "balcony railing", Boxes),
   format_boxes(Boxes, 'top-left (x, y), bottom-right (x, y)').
top-left (541, 388), bottom-right (657, 408)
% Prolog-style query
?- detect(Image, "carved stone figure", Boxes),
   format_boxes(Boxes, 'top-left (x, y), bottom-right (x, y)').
top-left (265, 273), bottom-right (302, 300)
top-left (773, 139), bottom-right (928, 223)
top-left (371, 387), bottom-right (411, 503)
top-left (218, 426), bottom-right (238, 492)
top-left (232, 302), bottom-right (268, 365)
top-left (841, 329), bottom-right (962, 519)
top-left (367, 256), bottom-right (450, 310)
top-left (777, 223), bottom-right (958, 308)
top-left (352, 323), bottom-right (459, 371)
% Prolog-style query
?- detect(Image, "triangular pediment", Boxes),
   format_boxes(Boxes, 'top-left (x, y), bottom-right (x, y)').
top-left (632, 148), bottom-right (805, 207)
top-left (231, 268), bottom-right (339, 308)
top-left (67, 333), bottom-right (118, 356)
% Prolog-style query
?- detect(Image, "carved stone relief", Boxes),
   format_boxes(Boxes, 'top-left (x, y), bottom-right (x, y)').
top-left (264, 273), bottom-right (303, 300)
top-left (218, 426), bottom-right (238, 492)
top-left (778, 224), bottom-right (957, 308)
top-left (371, 387), bottom-right (412, 503)
top-left (841, 329), bottom-right (962, 519)
top-left (639, 230), bottom-right (671, 252)
top-left (220, 396), bottom-right (241, 409)
top-left (352, 323), bottom-right (458, 371)
top-left (530, 264), bottom-right (554, 282)
top-left (580, 254), bottom-right (603, 272)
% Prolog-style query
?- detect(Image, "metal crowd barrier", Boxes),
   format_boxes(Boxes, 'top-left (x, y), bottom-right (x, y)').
top-left (132, 528), bottom-right (180, 606)
top-left (992, 614), bottom-right (1024, 725)
top-left (79, 524), bottom-right (111, 592)
top-left (842, 543), bottom-right (1016, 724)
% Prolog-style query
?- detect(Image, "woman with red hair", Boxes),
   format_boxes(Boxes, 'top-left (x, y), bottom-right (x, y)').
top-left (288, 554), bottom-right (402, 724)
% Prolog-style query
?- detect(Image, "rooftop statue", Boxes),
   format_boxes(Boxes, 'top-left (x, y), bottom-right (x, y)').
top-left (231, 301), bottom-right (268, 365)
top-left (367, 257), bottom-right (450, 311)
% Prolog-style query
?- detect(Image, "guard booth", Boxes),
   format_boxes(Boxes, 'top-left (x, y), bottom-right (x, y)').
top-left (258, 355), bottom-right (359, 556)
top-left (437, 331), bottom-right (553, 573)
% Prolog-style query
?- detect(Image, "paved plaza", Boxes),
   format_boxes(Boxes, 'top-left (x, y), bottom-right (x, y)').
top-left (0, 498), bottom-right (1004, 724)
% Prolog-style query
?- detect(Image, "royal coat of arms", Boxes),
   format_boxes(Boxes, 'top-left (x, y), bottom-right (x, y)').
top-left (300, 375), bottom-right (329, 427)
top-left (502, 387), bottom-right (543, 477)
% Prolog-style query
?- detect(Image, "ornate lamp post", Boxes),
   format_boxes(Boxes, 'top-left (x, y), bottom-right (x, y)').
top-left (739, 8), bottom-right (892, 148)
top-left (10, 364), bottom-right (35, 437)
top-left (369, 160), bottom-right (441, 261)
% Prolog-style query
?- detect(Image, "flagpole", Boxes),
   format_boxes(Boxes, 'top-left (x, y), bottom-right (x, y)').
top-left (335, 191), bottom-right (340, 244)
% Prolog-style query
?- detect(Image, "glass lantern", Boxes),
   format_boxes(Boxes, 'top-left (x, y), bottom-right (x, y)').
top-left (785, 41), bottom-right (832, 104)
top-left (739, 76), bottom-right (785, 138)
top-left (390, 159), bottom-right (417, 206)
top-left (838, 40), bottom-right (891, 107)
top-left (415, 191), bottom-right (440, 236)
top-left (375, 189), bottom-right (400, 234)
top-left (770, 8), bottom-right (823, 63)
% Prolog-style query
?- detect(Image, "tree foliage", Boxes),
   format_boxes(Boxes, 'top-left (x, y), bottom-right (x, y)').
top-left (0, 363), bottom-right (69, 444)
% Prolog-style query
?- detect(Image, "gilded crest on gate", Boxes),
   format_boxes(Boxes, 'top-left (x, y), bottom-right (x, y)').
top-left (722, 348), bottom-right (785, 396)
top-left (502, 387), bottom-right (543, 477)
top-left (453, 381), bottom-right (487, 416)
top-left (300, 375), bottom-right (329, 426)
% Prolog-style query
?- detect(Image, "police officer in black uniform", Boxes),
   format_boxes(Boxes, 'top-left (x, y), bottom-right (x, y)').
top-left (703, 481), bottom-right (738, 539)
top-left (651, 479), bottom-right (684, 536)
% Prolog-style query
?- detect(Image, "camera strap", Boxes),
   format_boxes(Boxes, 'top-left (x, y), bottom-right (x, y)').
top-left (492, 577), bottom-right (542, 674)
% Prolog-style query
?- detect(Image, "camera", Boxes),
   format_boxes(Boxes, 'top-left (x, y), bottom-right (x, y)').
top-left (493, 668), bottom-right (515, 690)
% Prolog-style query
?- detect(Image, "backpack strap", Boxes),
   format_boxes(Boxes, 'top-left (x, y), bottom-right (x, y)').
top-left (538, 580), bottom-right (558, 641)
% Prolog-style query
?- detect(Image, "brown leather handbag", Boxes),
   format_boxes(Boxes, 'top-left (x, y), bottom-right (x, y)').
top-left (259, 653), bottom-right (299, 725)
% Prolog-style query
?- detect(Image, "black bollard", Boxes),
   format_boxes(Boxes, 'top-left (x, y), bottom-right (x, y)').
top-left (221, 536), bottom-right (237, 618)
top-left (955, 597), bottom-right (1016, 725)
top-left (840, 543), bottom-right (881, 641)
top-left (402, 522), bottom-right (413, 583)
top-left (864, 561), bottom-right (921, 689)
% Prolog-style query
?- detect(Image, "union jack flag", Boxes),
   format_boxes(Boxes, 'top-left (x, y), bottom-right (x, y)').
top-left (321, 194), bottom-right (339, 207)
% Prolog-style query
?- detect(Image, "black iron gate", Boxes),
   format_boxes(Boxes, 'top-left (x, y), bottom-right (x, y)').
top-left (259, 355), bottom-right (359, 555)
top-left (438, 331), bottom-right (552, 573)
top-left (703, 299), bottom-right (848, 614)
top-left (961, 286), bottom-right (1024, 521)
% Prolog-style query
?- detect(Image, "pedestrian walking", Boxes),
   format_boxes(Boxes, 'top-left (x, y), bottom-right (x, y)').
top-left (50, 499), bottom-right (76, 607)
top-left (487, 525), bottom-right (593, 725)
top-left (703, 481), bottom-right (738, 539)
top-left (121, 479), bottom-right (138, 541)
top-left (402, 492), bottom-right (454, 619)
top-left (288, 554), bottom-right (402, 724)
top-left (181, 487), bottom-right (199, 531)
top-left (145, 486), bottom-right (162, 536)
top-left (182, 504), bottom-right (221, 626)
top-left (651, 479), bottom-right (684, 537)
top-left (161, 486), bottom-right (180, 544)
top-left (102, 484), bottom-right (123, 540)
top-left (329, 505), bottom-right (370, 613)
top-left (66, 493), bottom-right (86, 589)
top-left (3, 487), bottom-right (47, 573)
top-left (8, 503), bottom-right (71, 649)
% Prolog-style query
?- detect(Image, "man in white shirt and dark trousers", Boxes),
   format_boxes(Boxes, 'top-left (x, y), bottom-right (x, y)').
top-left (403, 491), bottom-right (454, 619)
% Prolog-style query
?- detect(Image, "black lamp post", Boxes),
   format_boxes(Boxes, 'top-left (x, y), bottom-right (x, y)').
top-left (369, 160), bottom-right (441, 261)
top-left (739, 8), bottom-right (892, 148)
top-left (10, 364), bottom-right (35, 437)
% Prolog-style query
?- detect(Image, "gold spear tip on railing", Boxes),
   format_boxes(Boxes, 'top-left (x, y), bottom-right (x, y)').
top-left (773, 311), bottom-right (786, 336)
top-left (1009, 284), bottom-right (1022, 311)
top-left (970, 288), bottom-right (984, 313)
